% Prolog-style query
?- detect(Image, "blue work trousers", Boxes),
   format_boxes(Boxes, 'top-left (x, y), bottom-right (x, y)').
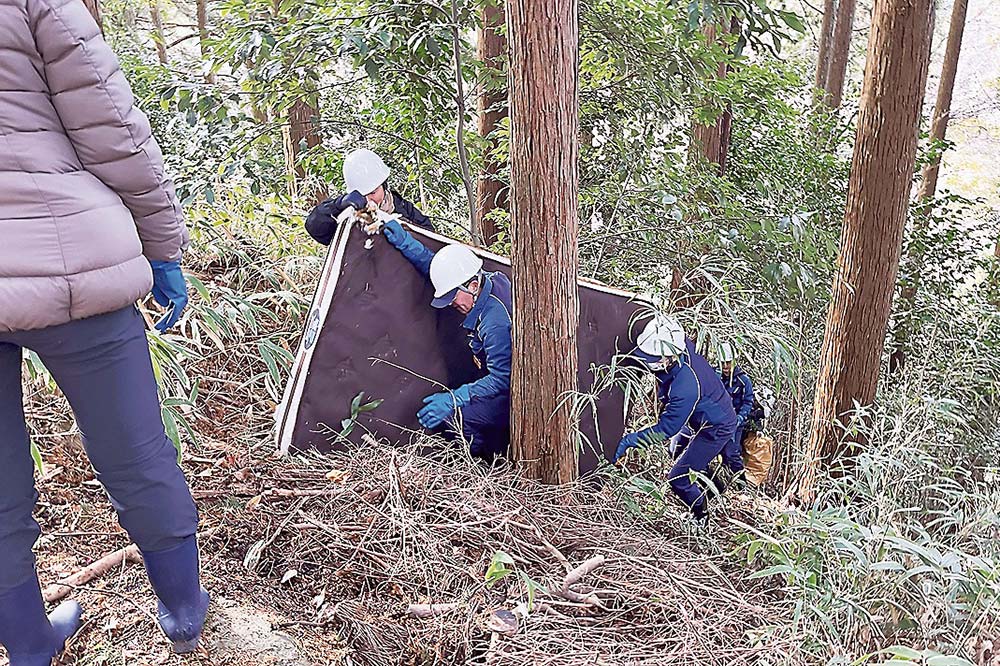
top-left (458, 394), bottom-right (509, 459)
top-left (0, 307), bottom-right (198, 593)
top-left (720, 426), bottom-right (746, 473)
top-left (669, 424), bottom-right (734, 515)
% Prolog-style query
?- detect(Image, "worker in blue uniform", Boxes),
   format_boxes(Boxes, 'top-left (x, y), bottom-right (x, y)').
top-left (716, 341), bottom-right (754, 479)
top-left (382, 220), bottom-right (511, 458)
top-left (305, 148), bottom-right (432, 246)
top-left (614, 316), bottom-right (737, 523)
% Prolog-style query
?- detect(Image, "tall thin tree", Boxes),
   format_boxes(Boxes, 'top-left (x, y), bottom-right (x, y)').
top-left (823, 0), bottom-right (857, 108)
top-left (890, 0), bottom-right (969, 376)
top-left (790, 0), bottom-right (935, 503)
top-left (815, 0), bottom-right (837, 94)
top-left (692, 16), bottom-right (741, 174)
top-left (150, 0), bottom-right (168, 65)
top-left (477, 0), bottom-right (508, 246)
top-left (197, 0), bottom-right (216, 84)
top-left (507, 0), bottom-right (580, 484)
top-left (918, 0), bottom-right (969, 201)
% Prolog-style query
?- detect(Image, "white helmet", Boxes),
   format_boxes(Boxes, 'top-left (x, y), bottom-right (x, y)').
top-left (429, 244), bottom-right (484, 308)
top-left (637, 315), bottom-right (686, 358)
top-left (717, 341), bottom-right (736, 364)
top-left (343, 148), bottom-right (390, 195)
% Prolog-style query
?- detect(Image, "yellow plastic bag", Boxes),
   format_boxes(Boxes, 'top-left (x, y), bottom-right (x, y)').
top-left (742, 432), bottom-right (774, 486)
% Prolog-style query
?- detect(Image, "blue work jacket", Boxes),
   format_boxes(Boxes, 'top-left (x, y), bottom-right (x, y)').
top-left (396, 235), bottom-right (512, 404)
top-left (719, 366), bottom-right (755, 425)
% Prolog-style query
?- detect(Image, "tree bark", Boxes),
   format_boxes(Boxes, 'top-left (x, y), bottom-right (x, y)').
top-left (82, 0), bottom-right (102, 32)
top-left (692, 17), bottom-right (739, 173)
top-left (823, 0), bottom-right (857, 108)
top-left (507, 0), bottom-right (580, 484)
top-left (283, 97), bottom-right (327, 205)
top-left (477, 1), bottom-right (508, 246)
top-left (918, 0), bottom-right (968, 201)
top-left (790, 0), bottom-right (935, 503)
top-left (150, 0), bottom-right (168, 65)
top-left (197, 0), bottom-right (216, 83)
top-left (815, 0), bottom-right (837, 94)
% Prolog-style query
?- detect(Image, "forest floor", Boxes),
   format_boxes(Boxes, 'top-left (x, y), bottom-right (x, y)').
top-left (15, 366), bottom-right (795, 666)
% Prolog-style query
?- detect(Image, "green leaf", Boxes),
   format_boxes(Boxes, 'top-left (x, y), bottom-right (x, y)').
top-left (358, 398), bottom-right (384, 414)
top-left (162, 407), bottom-right (182, 463)
top-left (778, 11), bottom-right (806, 33)
top-left (185, 275), bottom-right (213, 305)
top-left (29, 440), bottom-right (44, 476)
top-left (926, 656), bottom-right (976, 666)
top-left (518, 570), bottom-right (548, 610)
top-left (485, 551), bottom-right (515, 587)
top-left (747, 564), bottom-right (795, 580)
top-left (350, 392), bottom-right (364, 418)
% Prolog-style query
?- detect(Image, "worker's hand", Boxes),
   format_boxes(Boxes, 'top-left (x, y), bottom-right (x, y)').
top-left (343, 190), bottom-right (367, 211)
top-left (417, 392), bottom-right (457, 429)
top-left (382, 219), bottom-right (408, 248)
top-left (613, 432), bottom-right (641, 463)
top-left (736, 415), bottom-right (745, 429)
top-left (149, 260), bottom-right (189, 333)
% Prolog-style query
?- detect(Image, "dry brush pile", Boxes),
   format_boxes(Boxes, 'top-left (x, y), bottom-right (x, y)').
top-left (231, 437), bottom-right (799, 666)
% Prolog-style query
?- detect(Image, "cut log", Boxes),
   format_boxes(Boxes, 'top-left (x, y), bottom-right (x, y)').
top-left (43, 544), bottom-right (142, 603)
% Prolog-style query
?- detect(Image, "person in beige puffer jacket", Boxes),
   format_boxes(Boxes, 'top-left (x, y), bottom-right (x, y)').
top-left (0, 1), bottom-right (209, 662)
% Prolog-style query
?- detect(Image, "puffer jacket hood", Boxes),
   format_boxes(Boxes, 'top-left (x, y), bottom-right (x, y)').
top-left (0, 0), bottom-right (188, 332)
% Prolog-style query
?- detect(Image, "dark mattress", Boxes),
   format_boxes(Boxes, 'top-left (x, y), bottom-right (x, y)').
top-left (275, 221), bottom-right (650, 475)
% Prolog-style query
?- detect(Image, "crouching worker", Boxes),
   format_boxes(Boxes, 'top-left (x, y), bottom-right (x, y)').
top-left (715, 342), bottom-right (755, 487)
top-left (0, 3), bottom-right (207, 662)
top-left (381, 221), bottom-right (512, 458)
top-left (614, 317), bottom-right (737, 525)
top-left (305, 148), bottom-right (433, 246)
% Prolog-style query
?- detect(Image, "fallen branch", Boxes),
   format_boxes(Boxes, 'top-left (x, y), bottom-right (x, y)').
top-left (43, 545), bottom-right (142, 603)
top-left (562, 555), bottom-right (606, 593)
top-left (407, 602), bottom-right (461, 619)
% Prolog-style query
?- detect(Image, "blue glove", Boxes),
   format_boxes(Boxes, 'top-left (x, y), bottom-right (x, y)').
top-left (382, 219), bottom-right (409, 248)
top-left (149, 260), bottom-right (189, 333)
top-left (344, 190), bottom-right (367, 211)
top-left (613, 432), bottom-right (642, 462)
top-left (736, 415), bottom-right (746, 428)
top-left (417, 392), bottom-right (458, 429)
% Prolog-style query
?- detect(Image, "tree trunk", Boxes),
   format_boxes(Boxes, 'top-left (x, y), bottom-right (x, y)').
top-left (82, 0), bottom-right (102, 32)
top-left (918, 0), bottom-right (968, 201)
top-left (815, 0), bottom-right (837, 94)
top-left (890, 0), bottom-right (968, 376)
top-left (477, 1), bottom-right (508, 246)
top-left (149, 0), bottom-right (168, 65)
top-left (823, 0), bottom-right (857, 108)
top-left (692, 17), bottom-right (739, 173)
top-left (507, 0), bottom-right (580, 484)
top-left (789, 0), bottom-right (935, 503)
top-left (692, 24), bottom-right (726, 168)
top-left (197, 0), bottom-right (216, 83)
top-left (283, 97), bottom-right (327, 205)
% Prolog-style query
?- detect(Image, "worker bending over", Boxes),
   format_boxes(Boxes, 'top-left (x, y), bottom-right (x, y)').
top-left (716, 342), bottom-right (755, 482)
top-left (305, 148), bottom-right (432, 245)
top-left (614, 316), bottom-right (736, 524)
top-left (382, 221), bottom-right (511, 458)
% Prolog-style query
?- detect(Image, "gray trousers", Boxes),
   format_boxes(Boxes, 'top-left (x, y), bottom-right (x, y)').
top-left (0, 307), bottom-right (198, 593)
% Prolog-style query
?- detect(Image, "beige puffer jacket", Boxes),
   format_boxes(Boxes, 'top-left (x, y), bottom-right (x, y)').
top-left (0, 0), bottom-right (188, 333)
